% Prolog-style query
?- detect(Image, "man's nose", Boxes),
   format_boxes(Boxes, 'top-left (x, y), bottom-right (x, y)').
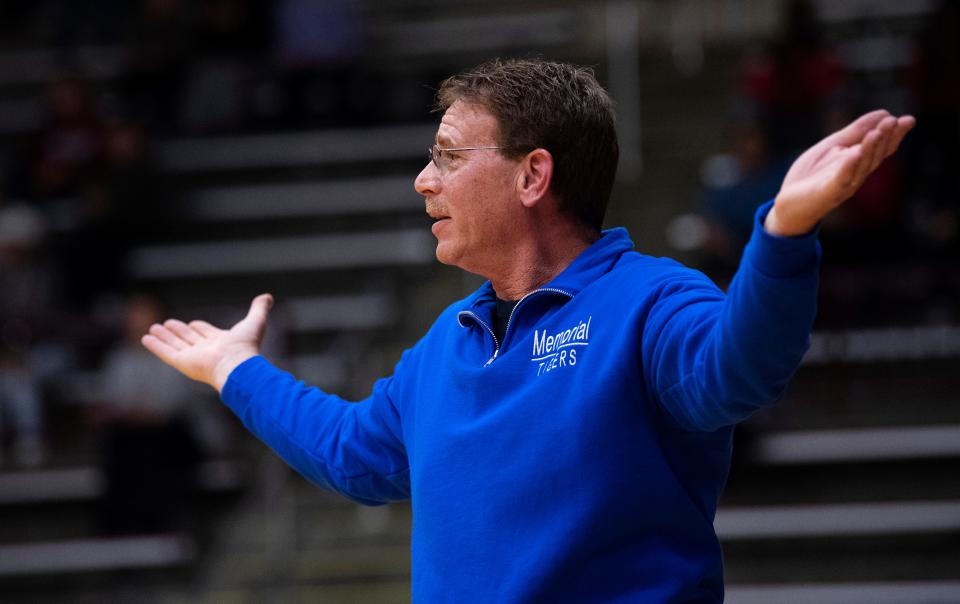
top-left (415, 161), bottom-right (440, 196)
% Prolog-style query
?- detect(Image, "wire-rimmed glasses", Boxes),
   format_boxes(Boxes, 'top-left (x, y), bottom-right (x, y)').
top-left (428, 144), bottom-right (504, 171)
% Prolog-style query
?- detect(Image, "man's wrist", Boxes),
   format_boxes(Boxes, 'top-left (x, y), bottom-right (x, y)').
top-left (764, 201), bottom-right (817, 238)
top-left (213, 349), bottom-right (259, 393)
top-left (749, 200), bottom-right (822, 278)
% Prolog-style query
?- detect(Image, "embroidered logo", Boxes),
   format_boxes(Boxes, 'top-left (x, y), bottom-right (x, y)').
top-left (531, 316), bottom-right (591, 376)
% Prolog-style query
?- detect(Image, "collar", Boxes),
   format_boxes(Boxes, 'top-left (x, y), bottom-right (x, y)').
top-left (461, 227), bottom-right (636, 311)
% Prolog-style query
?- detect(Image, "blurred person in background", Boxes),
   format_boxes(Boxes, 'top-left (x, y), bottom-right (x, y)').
top-left (270, 0), bottom-right (368, 127)
top-left (141, 59), bottom-right (913, 602)
top-left (0, 205), bottom-right (58, 467)
top-left (179, 0), bottom-right (270, 133)
top-left (693, 0), bottom-right (850, 277)
top-left (698, 118), bottom-right (791, 277)
top-left (4, 73), bottom-right (115, 313)
top-left (740, 0), bottom-right (846, 158)
top-left (91, 293), bottom-right (201, 535)
top-left (61, 117), bottom-right (163, 309)
top-left (121, 0), bottom-right (193, 131)
top-left (12, 74), bottom-right (107, 204)
top-left (905, 0), bottom-right (960, 252)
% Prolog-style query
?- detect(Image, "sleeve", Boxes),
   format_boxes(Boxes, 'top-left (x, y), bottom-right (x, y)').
top-left (641, 200), bottom-right (821, 432)
top-left (220, 354), bottom-right (410, 505)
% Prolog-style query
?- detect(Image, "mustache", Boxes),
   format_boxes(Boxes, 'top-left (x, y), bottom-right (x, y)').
top-left (425, 199), bottom-right (448, 217)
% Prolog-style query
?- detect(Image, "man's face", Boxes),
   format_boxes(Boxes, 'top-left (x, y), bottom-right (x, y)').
top-left (415, 100), bottom-right (521, 274)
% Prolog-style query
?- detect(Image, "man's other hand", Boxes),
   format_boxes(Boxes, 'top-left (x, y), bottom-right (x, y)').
top-left (141, 293), bottom-right (273, 393)
top-left (765, 110), bottom-right (915, 237)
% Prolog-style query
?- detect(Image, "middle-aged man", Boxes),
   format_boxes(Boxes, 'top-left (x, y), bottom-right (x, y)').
top-left (142, 59), bottom-right (914, 602)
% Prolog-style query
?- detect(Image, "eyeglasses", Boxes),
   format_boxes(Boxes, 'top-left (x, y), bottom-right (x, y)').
top-left (428, 144), bottom-right (504, 171)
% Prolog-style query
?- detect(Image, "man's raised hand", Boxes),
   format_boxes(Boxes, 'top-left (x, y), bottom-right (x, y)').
top-left (765, 110), bottom-right (915, 237)
top-left (141, 293), bottom-right (273, 393)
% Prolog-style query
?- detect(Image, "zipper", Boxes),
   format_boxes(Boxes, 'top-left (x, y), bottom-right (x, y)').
top-left (458, 310), bottom-right (500, 366)
top-left (459, 287), bottom-right (573, 367)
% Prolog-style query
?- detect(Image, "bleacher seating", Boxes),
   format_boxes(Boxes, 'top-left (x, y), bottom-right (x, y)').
top-left (1, 1), bottom-right (958, 603)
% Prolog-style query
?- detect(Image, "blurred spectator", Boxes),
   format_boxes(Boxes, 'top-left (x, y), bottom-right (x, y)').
top-left (0, 4), bottom-right (40, 46)
top-left (14, 74), bottom-right (107, 205)
top-left (697, 120), bottom-right (790, 276)
top-left (0, 205), bottom-right (58, 467)
top-left (740, 0), bottom-right (845, 158)
top-left (91, 293), bottom-right (201, 535)
top-left (48, 0), bottom-right (130, 49)
top-left (180, 0), bottom-right (271, 132)
top-left (904, 0), bottom-right (960, 252)
top-left (60, 118), bottom-right (165, 309)
top-left (121, 0), bottom-right (194, 130)
top-left (269, 0), bottom-right (372, 127)
top-left (96, 118), bottom-right (166, 241)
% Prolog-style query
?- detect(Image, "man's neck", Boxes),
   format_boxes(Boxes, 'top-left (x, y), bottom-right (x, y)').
top-left (489, 224), bottom-right (599, 301)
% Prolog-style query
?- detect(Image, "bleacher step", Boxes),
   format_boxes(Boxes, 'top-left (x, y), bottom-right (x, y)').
top-left (0, 534), bottom-right (195, 577)
top-left (128, 229), bottom-right (434, 279)
top-left (186, 177), bottom-right (423, 223)
top-left (725, 580), bottom-right (960, 604)
top-left (716, 499), bottom-right (960, 540)
top-left (754, 424), bottom-right (960, 465)
top-left (157, 124), bottom-right (435, 173)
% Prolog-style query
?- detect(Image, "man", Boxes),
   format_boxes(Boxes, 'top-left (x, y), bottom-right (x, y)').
top-left (142, 59), bottom-right (914, 602)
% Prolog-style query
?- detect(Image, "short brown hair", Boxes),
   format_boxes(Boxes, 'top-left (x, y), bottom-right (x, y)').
top-left (436, 58), bottom-right (619, 232)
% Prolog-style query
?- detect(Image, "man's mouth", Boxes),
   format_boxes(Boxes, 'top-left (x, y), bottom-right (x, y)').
top-left (429, 211), bottom-right (450, 236)
top-left (426, 208), bottom-right (450, 221)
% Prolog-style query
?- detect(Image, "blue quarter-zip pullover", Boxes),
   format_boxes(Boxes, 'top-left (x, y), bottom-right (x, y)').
top-left (221, 200), bottom-right (820, 602)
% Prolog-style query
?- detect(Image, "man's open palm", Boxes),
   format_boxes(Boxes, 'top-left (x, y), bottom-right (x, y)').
top-left (141, 293), bottom-right (273, 392)
top-left (766, 110), bottom-right (915, 237)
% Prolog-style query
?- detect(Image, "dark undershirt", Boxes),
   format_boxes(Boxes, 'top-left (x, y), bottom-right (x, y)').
top-left (493, 298), bottom-right (519, 345)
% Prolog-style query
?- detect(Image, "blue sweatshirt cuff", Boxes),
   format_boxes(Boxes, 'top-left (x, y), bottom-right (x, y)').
top-left (220, 354), bottom-right (274, 415)
top-left (744, 200), bottom-right (822, 278)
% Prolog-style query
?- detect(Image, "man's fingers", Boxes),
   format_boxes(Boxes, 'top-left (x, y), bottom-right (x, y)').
top-left (837, 147), bottom-right (861, 189)
top-left (884, 115), bottom-right (916, 158)
top-left (868, 116), bottom-right (897, 171)
top-left (189, 320), bottom-right (219, 337)
top-left (149, 323), bottom-right (186, 351)
top-left (165, 319), bottom-right (202, 344)
top-left (840, 114), bottom-right (914, 190)
top-left (852, 126), bottom-right (884, 185)
top-left (862, 123), bottom-right (888, 175)
top-left (850, 132), bottom-right (878, 187)
top-left (821, 109), bottom-right (890, 149)
top-left (141, 334), bottom-right (179, 365)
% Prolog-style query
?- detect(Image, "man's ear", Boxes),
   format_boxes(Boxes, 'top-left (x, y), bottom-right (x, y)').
top-left (517, 148), bottom-right (554, 208)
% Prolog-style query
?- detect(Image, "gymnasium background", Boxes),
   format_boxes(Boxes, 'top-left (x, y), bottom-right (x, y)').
top-left (0, 1), bottom-right (957, 602)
